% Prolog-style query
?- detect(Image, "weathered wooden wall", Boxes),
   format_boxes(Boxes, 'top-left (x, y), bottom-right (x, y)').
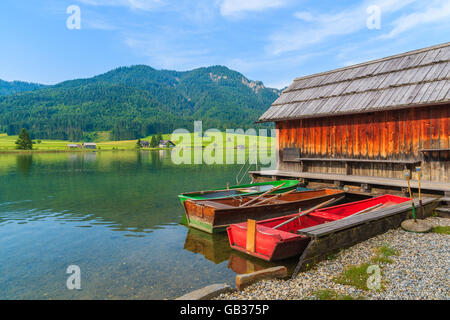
top-left (277, 104), bottom-right (450, 182)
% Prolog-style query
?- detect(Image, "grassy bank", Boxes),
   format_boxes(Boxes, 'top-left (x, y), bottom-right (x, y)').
top-left (0, 132), bottom-right (275, 153)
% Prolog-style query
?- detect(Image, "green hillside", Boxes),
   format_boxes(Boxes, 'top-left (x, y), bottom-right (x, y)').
top-left (0, 65), bottom-right (280, 141)
top-left (0, 79), bottom-right (46, 96)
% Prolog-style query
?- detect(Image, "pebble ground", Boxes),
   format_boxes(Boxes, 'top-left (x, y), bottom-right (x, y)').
top-left (216, 217), bottom-right (449, 300)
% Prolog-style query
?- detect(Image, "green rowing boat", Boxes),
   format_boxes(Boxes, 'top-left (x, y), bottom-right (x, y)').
top-left (179, 180), bottom-right (299, 226)
top-left (178, 180), bottom-right (300, 204)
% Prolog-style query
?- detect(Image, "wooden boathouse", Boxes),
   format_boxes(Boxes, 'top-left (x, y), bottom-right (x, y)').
top-left (252, 42), bottom-right (450, 197)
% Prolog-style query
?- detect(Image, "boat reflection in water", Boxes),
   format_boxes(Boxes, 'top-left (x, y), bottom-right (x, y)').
top-left (183, 227), bottom-right (298, 274)
top-left (183, 228), bottom-right (231, 264)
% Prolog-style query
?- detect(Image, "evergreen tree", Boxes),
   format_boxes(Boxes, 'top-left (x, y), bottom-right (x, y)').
top-left (150, 135), bottom-right (158, 148)
top-left (15, 128), bottom-right (33, 150)
top-left (136, 138), bottom-right (141, 148)
top-left (156, 133), bottom-right (163, 145)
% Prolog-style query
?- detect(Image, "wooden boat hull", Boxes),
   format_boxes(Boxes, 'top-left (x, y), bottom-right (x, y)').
top-left (184, 188), bottom-right (345, 234)
top-left (228, 227), bottom-right (311, 261)
top-left (227, 194), bottom-right (410, 261)
top-left (178, 180), bottom-right (300, 204)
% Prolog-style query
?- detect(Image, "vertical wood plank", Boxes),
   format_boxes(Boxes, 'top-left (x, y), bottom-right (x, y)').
top-left (398, 110), bottom-right (405, 159)
top-left (320, 120), bottom-right (327, 157)
top-left (307, 120), bottom-right (312, 156)
top-left (327, 117), bottom-right (332, 157)
top-left (431, 106), bottom-right (440, 150)
top-left (318, 120), bottom-right (322, 157)
top-left (361, 116), bottom-right (368, 158)
top-left (373, 112), bottom-right (380, 158)
top-left (431, 106), bottom-right (440, 181)
top-left (278, 122), bottom-right (284, 150)
top-left (336, 117), bottom-right (342, 157)
top-left (405, 108), bottom-right (413, 158)
top-left (440, 105), bottom-right (449, 151)
top-left (420, 107), bottom-right (431, 180)
top-left (381, 111), bottom-right (388, 158)
top-left (367, 113), bottom-right (374, 159)
top-left (331, 118), bottom-right (336, 157)
top-left (411, 108), bottom-right (420, 158)
top-left (301, 119), bottom-right (306, 156)
top-left (442, 105), bottom-right (449, 182)
top-left (347, 115), bottom-right (353, 158)
top-left (393, 110), bottom-right (400, 158)
top-left (439, 106), bottom-right (450, 155)
top-left (342, 116), bottom-right (349, 158)
top-left (421, 107), bottom-right (431, 150)
top-left (387, 111), bottom-right (395, 159)
top-left (246, 219), bottom-right (257, 253)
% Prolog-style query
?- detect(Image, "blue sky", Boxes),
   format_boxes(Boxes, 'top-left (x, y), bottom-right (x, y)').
top-left (0, 0), bottom-right (449, 88)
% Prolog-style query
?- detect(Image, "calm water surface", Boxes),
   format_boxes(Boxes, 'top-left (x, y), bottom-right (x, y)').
top-left (0, 151), bottom-right (294, 299)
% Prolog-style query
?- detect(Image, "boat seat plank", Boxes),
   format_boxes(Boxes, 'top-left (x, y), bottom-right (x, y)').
top-left (297, 198), bottom-right (436, 237)
top-left (198, 201), bottom-right (236, 209)
top-left (263, 199), bottom-right (290, 204)
top-left (308, 211), bottom-right (342, 221)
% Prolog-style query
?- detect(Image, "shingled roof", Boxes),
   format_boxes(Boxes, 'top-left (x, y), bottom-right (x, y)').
top-left (259, 42), bottom-right (450, 122)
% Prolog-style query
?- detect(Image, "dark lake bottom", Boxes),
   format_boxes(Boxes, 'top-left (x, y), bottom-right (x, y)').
top-left (0, 151), bottom-right (294, 299)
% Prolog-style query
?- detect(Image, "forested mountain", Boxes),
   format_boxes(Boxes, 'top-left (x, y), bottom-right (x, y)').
top-left (0, 65), bottom-right (280, 141)
top-left (0, 80), bottom-right (46, 96)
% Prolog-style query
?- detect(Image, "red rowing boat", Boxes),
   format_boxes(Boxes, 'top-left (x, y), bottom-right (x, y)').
top-left (227, 194), bottom-right (410, 261)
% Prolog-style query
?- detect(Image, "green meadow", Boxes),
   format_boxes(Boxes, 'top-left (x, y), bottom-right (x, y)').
top-left (0, 132), bottom-right (275, 152)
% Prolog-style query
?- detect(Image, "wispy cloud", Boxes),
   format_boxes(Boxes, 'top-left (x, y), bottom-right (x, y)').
top-left (123, 30), bottom-right (213, 70)
top-left (268, 0), bottom-right (429, 55)
top-left (220, 0), bottom-right (288, 17)
top-left (227, 51), bottom-right (319, 89)
top-left (77, 0), bottom-right (165, 11)
top-left (380, 0), bottom-right (450, 38)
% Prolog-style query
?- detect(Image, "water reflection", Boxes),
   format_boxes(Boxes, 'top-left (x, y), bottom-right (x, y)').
top-left (183, 227), bottom-right (299, 275)
top-left (83, 152), bottom-right (97, 162)
top-left (16, 155), bottom-right (33, 176)
top-left (0, 150), bottom-right (286, 299)
top-left (183, 228), bottom-right (230, 264)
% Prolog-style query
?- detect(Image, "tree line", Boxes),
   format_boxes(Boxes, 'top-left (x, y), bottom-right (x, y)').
top-left (0, 65), bottom-right (279, 141)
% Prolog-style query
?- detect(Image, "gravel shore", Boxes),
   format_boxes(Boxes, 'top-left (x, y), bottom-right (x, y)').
top-left (217, 217), bottom-right (449, 300)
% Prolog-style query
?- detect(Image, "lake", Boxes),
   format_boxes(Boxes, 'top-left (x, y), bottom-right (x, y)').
top-left (0, 150), bottom-right (296, 299)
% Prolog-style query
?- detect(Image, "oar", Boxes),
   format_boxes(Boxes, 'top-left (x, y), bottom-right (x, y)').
top-left (239, 182), bottom-right (287, 207)
top-left (404, 170), bottom-right (417, 222)
top-left (197, 186), bottom-right (253, 195)
top-left (197, 182), bottom-right (281, 195)
top-left (416, 167), bottom-right (425, 218)
top-left (272, 196), bottom-right (344, 230)
top-left (338, 203), bottom-right (383, 221)
top-left (250, 189), bottom-right (296, 206)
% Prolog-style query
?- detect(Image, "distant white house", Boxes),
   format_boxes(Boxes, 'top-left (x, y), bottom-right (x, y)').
top-left (83, 143), bottom-right (97, 149)
top-left (67, 144), bottom-right (81, 149)
top-left (159, 140), bottom-right (176, 148)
